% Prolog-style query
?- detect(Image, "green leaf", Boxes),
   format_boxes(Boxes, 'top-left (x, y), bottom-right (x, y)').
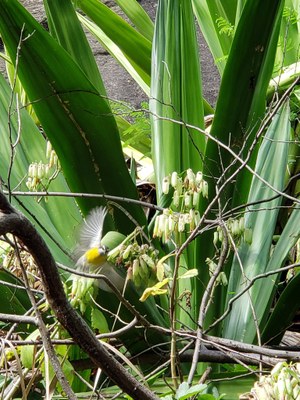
top-left (44, 0), bottom-right (107, 95)
top-left (0, 73), bottom-right (78, 263)
top-left (205, 0), bottom-right (283, 207)
top-left (0, 0), bottom-right (145, 233)
top-left (20, 329), bottom-right (41, 368)
top-left (223, 101), bottom-right (291, 343)
top-left (76, 0), bottom-right (152, 78)
top-left (176, 382), bottom-right (207, 400)
top-left (150, 0), bottom-right (205, 200)
top-left (78, 12), bottom-right (150, 95)
top-left (91, 307), bottom-right (109, 333)
top-left (113, 0), bottom-right (154, 42)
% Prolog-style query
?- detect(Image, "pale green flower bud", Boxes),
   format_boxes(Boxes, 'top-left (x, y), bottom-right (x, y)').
top-left (178, 214), bottom-right (185, 232)
top-left (26, 177), bottom-right (32, 190)
top-left (127, 266), bottom-right (133, 280)
top-left (239, 216), bottom-right (245, 232)
top-left (132, 258), bottom-right (140, 278)
top-left (232, 219), bottom-right (240, 236)
top-left (189, 209), bottom-right (195, 230)
top-left (162, 175), bottom-right (170, 194)
top-left (244, 228), bottom-right (253, 244)
top-left (219, 272), bottom-right (228, 286)
top-left (202, 180), bottom-right (208, 198)
top-left (123, 244), bottom-right (133, 259)
top-left (213, 231), bottom-right (219, 245)
top-left (195, 171), bottom-right (203, 186)
top-left (171, 171), bottom-right (178, 188)
top-left (168, 214), bottom-right (176, 232)
top-left (45, 164), bottom-right (50, 177)
top-left (37, 162), bottom-right (44, 180)
top-left (46, 140), bottom-right (52, 159)
top-left (158, 214), bottom-right (167, 236)
top-left (153, 215), bottom-right (160, 238)
top-left (173, 190), bottom-right (180, 208)
top-left (194, 210), bottom-right (200, 226)
top-left (277, 377), bottom-right (286, 398)
top-left (271, 362), bottom-right (285, 378)
top-left (176, 177), bottom-right (183, 195)
top-left (192, 190), bottom-right (200, 207)
top-left (184, 191), bottom-right (193, 209)
top-left (206, 258), bottom-right (217, 275)
top-left (139, 256), bottom-right (148, 276)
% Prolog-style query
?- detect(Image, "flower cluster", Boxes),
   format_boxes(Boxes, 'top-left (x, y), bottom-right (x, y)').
top-left (154, 169), bottom-right (208, 244)
top-left (109, 242), bottom-right (161, 288)
top-left (26, 141), bottom-right (60, 191)
top-left (249, 362), bottom-right (300, 399)
top-left (162, 169), bottom-right (208, 209)
top-left (205, 258), bottom-right (228, 286)
top-left (153, 208), bottom-right (200, 243)
top-left (213, 217), bottom-right (253, 248)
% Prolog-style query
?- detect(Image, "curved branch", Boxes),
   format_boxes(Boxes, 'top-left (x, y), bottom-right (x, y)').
top-left (0, 192), bottom-right (158, 400)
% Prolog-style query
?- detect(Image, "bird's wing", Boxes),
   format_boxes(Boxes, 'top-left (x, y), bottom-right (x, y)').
top-left (79, 207), bottom-right (107, 250)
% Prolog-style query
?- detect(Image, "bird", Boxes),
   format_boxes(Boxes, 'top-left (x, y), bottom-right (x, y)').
top-left (74, 207), bottom-right (125, 292)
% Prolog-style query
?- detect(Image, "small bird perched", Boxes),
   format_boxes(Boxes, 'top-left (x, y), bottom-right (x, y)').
top-left (74, 207), bottom-right (125, 292)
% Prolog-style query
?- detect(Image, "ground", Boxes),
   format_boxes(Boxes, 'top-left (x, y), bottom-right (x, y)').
top-left (0, 0), bottom-right (220, 108)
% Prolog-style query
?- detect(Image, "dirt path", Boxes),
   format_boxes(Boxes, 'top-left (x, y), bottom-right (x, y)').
top-left (0, 0), bottom-right (219, 107)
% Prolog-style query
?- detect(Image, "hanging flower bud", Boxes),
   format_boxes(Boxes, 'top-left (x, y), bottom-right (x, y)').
top-left (127, 266), bottom-right (133, 281)
top-left (176, 177), bottom-right (183, 195)
top-left (122, 244), bottom-right (133, 260)
top-left (186, 168), bottom-right (195, 190)
top-left (202, 180), bottom-right (208, 198)
top-left (189, 209), bottom-right (195, 230)
top-left (171, 171), bottom-right (178, 188)
top-left (184, 191), bottom-right (193, 209)
top-left (244, 228), bottom-right (253, 244)
top-left (178, 214), bottom-right (185, 232)
top-left (194, 210), bottom-right (200, 226)
top-left (132, 258), bottom-right (140, 278)
top-left (37, 162), bottom-right (44, 180)
top-left (173, 190), bottom-right (180, 208)
top-left (168, 214), bottom-right (176, 233)
top-left (162, 175), bottom-right (170, 194)
top-left (232, 219), bottom-right (240, 236)
top-left (192, 190), bottom-right (200, 207)
top-left (195, 171), bottom-right (203, 187)
top-left (239, 216), bottom-right (245, 233)
top-left (213, 231), bottom-right (219, 245)
top-left (26, 177), bottom-right (32, 190)
top-left (46, 140), bottom-right (52, 159)
top-left (153, 215), bottom-right (160, 238)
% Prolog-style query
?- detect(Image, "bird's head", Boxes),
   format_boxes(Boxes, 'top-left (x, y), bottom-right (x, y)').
top-left (84, 245), bottom-right (108, 266)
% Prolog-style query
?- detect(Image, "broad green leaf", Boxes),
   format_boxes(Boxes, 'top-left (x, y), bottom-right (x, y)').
top-left (113, 0), bottom-right (154, 42)
top-left (20, 329), bottom-right (41, 368)
top-left (192, 0), bottom-right (233, 74)
top-left (0, 269), bottom-right (31, 319)
top-left (261, 204), bottom-right (300, 344)
top-left (43, 0), bottom-right (107, 95)
top-left (78, 12), bottom-right (150, 95)
top-left (0, 72), bottom-right (79, 263)
top-left (204, 0), bottom-right (283, 208)
top-left (150, 0), bottom-right (205, 200)
top-left (223, 101), bottom-right (291, 343)
top-left (76, 0), bottom-right (152, 78)
top-left (0, 0), bottom-right (146, 233)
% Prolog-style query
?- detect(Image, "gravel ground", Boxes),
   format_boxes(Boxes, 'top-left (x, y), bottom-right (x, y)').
top-left (0, 0), bottom-right (220, 107)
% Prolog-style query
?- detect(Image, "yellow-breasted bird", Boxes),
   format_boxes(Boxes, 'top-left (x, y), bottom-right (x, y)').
top-left (74, 207), bottom-right (125, 292)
